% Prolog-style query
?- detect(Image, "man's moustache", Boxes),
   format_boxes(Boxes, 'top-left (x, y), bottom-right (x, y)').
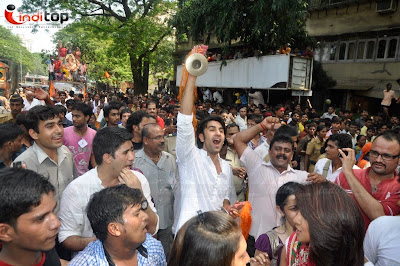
top-left (277, 154), bottom-right (288, 160)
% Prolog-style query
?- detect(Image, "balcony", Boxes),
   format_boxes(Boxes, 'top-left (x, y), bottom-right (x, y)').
top-left (307, 0), bottom-right (370, 10)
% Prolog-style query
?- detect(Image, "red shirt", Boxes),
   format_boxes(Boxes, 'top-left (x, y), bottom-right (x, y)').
top-left (0, 253), bottom-right (45, 266)
top-left (156, 116), bottom-right (165, 129)
top-left (336, 167), bottom-right (400, 230)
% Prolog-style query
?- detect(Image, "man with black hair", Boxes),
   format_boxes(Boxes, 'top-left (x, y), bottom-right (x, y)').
top-left (59, 127), bottom-right (158, 252)
top-left (0, 168), bottom-right (62, 265)
top-left (69, 185), bottom-right (166, 265)
top-left (103, 101), bottom-right (122, 128)
top-left (55, 91), bottom-right (67, 108)
top-left (126, 110), bottom-right (156, 152)
top-left (348, 121), bottom-right (359, 148)
top-left (5, 94), bottom-right (24, 124)
top-left (13, 105), bottom-right (77, 214)
top-left (314, 134), bottom-right (357, 182)
top-left (234, 117), bottom-right (325, 257)
top-left (54, 105), bottom-right (73, 128)
top-left (65, 99), bottom-right (76, 122)
top-left (146, 100), bottom-right (165, 129)
top-left (321, 105), bottom-right (337, 120)
top-left (247, 114), bottom-right (266, 150)
top-left (0, 123), bottom-right (24, 168)
top-left (63, 102), bottom-right (97, 175)
top-left (173, 46), bottom-right (237, 235)
top-left (288, 110), bottom-right (301, 133)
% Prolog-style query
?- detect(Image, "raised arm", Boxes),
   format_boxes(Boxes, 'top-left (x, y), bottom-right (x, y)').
top-left (181, 45), bottom-right (208, 115)
top-left (339, 148), bottom-right (385, 220)
top-left (234, 116), bottom-right (280, 158)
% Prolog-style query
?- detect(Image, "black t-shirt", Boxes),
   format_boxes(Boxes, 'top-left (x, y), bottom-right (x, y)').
top-left (43, 248), bottom-right (61, 266)
top-left (133, 141), bottom-right (143, 151)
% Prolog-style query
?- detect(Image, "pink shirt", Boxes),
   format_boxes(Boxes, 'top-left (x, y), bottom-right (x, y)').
top-left (240, 147), bottom-right (309, 239)
top-left (63, 127), bottom-right (97, 176)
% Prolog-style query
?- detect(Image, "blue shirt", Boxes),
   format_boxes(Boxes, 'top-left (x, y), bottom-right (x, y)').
top-left (69, 234), bottom-right (166, 266)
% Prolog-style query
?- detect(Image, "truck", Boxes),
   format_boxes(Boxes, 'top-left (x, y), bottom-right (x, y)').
top-left (176, 54), bottom-right (313, 97)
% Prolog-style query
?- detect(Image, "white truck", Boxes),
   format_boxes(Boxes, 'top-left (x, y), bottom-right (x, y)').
top-left (176, 54), bottom-right (313, 96)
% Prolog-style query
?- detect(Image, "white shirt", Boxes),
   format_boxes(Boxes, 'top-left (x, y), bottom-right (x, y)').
top-left (58, 167), bottom-right (158, 243)
top-left (213, 91), bottom-right (223, 104)
top-left (254, 141), bottom-right (270, 159)
top-left (314, 158), bottom-right (359, 182)
top-left (248, 91), bottom-right (265, 106)
top-left (364, 216), bottom-right (400, 266)
top-left (203, 89), bottom-right (212, 101)
top-left (240, 146), bottom-right (309, 240)
top-left (22, 98), bottom-right (44, 111)
top-left (173, 113), bottom-right (236, 234)
top-left (320, 112), bottom-right (337, 120)
top-left (348, 132), bottom-right (358, 149)
top-left (235, 115), bottom-right (247, 131)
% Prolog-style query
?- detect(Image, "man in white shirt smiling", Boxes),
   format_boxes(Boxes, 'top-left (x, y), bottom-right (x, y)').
top-left (58, 127), bottom-right (158, 253)
top-left (173, 45), bottom-right (239, 234)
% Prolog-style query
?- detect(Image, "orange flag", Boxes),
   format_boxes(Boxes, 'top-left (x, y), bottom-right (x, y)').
top-left (104, 71), bottom-right (111, 79)
top-left (49, 80), bottom-right (55, 98)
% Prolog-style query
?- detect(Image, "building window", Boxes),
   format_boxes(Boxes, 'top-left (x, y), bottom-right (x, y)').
top-left (357, 41), bottom-right (365, 59)
top-left (377, 40), bottom-right (386, 59)
top-left (376, 37), bottom-right (398, 60)
top-left (366, 41), bottom-right (375, 59)
top-left (329, 43), bottom-right (337, 61)
top-left (347, 42), bottom-right (355, 60)
top-left (339, 43), bottom-right (346, 60)
top-left (388, 39), bottom-right (397, 58)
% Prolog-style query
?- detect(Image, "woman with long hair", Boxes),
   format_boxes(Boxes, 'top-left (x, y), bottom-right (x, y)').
top-left (168, 211), bottom-right (269, 266)
top-left (255, 182), bottom-right (303, 265)
top-left (281, 182), bottom-right (365, 266)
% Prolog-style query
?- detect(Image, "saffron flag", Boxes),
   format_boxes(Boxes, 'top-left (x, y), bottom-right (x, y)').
top-left (49, 80), bottom-right (55, 99)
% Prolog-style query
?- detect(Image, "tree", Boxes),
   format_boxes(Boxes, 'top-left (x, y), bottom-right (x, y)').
top-left (175, 0), bottom-right (312, 53)
top-left (20, 0), bottom-right (176, 94)
top-left (0, 26), bottom-right (45, 78)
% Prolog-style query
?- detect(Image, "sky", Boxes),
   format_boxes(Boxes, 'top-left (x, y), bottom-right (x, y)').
top-left (0, 0), bottom-right (68, 53)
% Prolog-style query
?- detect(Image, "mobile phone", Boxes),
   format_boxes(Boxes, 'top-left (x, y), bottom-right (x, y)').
top-left (13, 161), bottom-right (22, 168)
top-left (338, 151), bottom-right (348, 158)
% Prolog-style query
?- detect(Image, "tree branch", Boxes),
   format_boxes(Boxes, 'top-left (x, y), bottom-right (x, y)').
top-left (142, 0), bottom-right (156, 18)
top-left (122, 0), bottom-right (132, 19)
top-left (87, 0), bottom-right (127, 22)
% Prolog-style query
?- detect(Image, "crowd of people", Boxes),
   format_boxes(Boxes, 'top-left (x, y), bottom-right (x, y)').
top-left (0, 46), bottom-right (399, 266)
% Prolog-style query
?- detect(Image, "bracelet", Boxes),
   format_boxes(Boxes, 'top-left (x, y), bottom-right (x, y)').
top-left (260, 123), bottom-right (266, 131)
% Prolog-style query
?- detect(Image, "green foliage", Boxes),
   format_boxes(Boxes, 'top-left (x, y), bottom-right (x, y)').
top-left (20, 0), bottom-right (177, 94)
top-left (175, 0), bottom-right (313, 53)
top-left (0, 26), bottom-right (46, 77)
